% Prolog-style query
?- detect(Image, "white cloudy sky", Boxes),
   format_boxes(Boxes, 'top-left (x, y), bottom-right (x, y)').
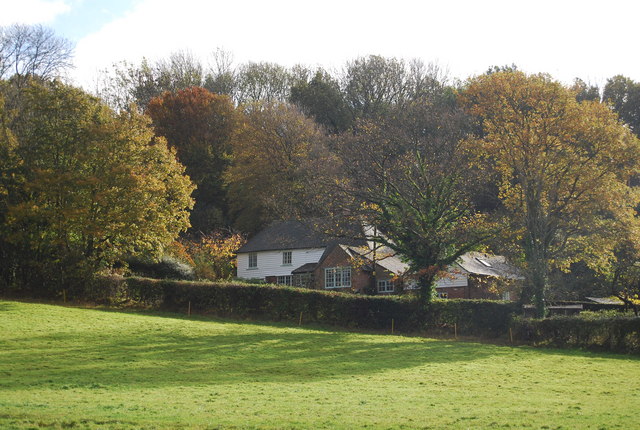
top-left (2, 0), bottom-right (639, 90)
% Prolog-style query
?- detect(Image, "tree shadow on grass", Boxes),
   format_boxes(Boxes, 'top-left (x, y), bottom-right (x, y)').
top-left (2, 302), bottom-right (637, 395)
top-left (509, 342), bottom-right (640, 361)
top-left (0, 301), bottom-right (22, 312)
top-left (91, 306), bottom-right (640, 361)
top-left (1, 326), bottom-right (503, 390)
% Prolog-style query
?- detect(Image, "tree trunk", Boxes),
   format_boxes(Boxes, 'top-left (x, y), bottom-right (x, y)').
top-left (530, 260), bottom-right (548, 318)
top-left (524, 244), bottom-right (548, 318)
top-left (524, 192), bottom-right (549, 318)
top-left (418, 271), bottom-right (436, 305)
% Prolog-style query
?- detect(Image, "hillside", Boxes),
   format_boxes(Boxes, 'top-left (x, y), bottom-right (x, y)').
top-left (0, 301), bottom-right (638, 429)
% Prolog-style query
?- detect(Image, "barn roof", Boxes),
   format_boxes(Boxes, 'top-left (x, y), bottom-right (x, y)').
top-left (456, 252), bottom-right (523, 280)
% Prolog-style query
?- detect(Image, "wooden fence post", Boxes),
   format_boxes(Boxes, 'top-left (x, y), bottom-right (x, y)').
top-left (299, 311), bottom-right (303, 326)
top-left (188, 301), bottom-right (191, 317)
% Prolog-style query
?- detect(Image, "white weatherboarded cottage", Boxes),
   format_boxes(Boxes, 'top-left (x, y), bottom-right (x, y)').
top-left (236, 219), bottom-right (522, 300)
top-left (236, 220), bottom-right (332, 285)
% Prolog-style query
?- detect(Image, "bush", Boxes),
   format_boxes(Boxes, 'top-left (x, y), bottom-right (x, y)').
top-left (511, 314), bottom-right (640, 354)
top-left (177, 232), bottom-right (246, 281)
top-left (126, 256), bottom-right (195, 280)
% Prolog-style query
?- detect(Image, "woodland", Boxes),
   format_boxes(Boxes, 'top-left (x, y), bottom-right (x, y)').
top-left (2, 24), bottom-right (640, 315)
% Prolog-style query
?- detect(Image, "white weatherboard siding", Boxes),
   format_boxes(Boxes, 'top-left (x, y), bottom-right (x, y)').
top-left (435, 269), bottom-right (468, 288)
top-left (237, 248), bottom-right (326, 280)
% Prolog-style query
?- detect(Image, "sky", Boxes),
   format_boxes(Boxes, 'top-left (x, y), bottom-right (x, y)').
top-left (2, 0), bottom-right (639, 91)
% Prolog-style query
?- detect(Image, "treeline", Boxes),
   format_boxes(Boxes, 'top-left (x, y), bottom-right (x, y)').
top-left (96, 51), bottom-right (640, 313)
top-left (94, 52), bottom-right (460, 234)
top-left (3, 24), bottom-right (640, 316)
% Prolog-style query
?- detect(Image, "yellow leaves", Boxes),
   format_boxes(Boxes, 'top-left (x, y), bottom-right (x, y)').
top-left (173, 232), bottom-right (247, 281)
top-left (2, 79), bottom-right (195, 268)
top-left (461, 70), bottom-right (640, 282)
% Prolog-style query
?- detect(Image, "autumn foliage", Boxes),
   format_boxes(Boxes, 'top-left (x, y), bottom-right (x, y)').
top-left (0, 79), bottom-right (195, 295)
top-left (174, 232), bottom-right (246, 281)
top-left (146, 87), bottom-right (240, 231)
top-left (461, 71), bottom-right (640, 315)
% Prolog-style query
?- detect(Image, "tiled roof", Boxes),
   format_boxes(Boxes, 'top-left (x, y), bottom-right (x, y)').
top-left (237, 220), bottom-right (332, 253)
top-left (292, 263), bottom-right (317, 274)
top-left (585, 296), bottom-right (624, 305)
top-left (337, 244), bottom-right (409, 276)
top-left (376, 253), bottom-right (410, 275)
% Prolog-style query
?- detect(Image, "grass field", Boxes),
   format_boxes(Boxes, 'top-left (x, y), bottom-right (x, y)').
top-left (0, 301), bottom-right (639, 429)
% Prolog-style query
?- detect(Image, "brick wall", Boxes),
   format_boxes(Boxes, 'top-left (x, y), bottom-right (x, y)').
top-left (313, 245), bottom-right (371, 292)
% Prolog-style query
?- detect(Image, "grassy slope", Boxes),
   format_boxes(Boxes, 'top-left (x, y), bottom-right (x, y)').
top-left (0, 301), bottom-right (639, 429)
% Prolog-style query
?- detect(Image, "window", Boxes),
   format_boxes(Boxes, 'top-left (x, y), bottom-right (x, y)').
top-left (437, 291), bottom-right (448, 299)
top-left (282, 251), bottom-right (292, 266)
top-left (277, 275), bottom-right (292, 286)
top-left (405, 280), bottom-right (419, 290)
top-left (325, 267), bottom-right (351, 288)
top-left (293, 273), bottom-right (313, 288)
top-left (248, 252), bottom-right (257, 269)
top-left (501, 291), bottom-right (511, 301)
top-left (377, 279), bottom-right (394, 293)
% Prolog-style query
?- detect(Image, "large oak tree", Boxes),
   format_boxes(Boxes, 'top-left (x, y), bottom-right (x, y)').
top-left (462, 71), bottom-right (640, 316)
top-left (327, 93), bottom-right (491, 303)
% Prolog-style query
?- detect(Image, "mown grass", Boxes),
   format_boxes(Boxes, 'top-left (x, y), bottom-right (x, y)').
top-left (0, 300), bottom-right (639, 429)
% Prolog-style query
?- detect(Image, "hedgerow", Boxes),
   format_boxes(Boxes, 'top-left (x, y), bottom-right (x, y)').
top-left (93, 276), bottom-right (516, 337)
top-left (510, 313), bottom-right (640, 353)
top-left (8, 275), bottom-right (640, 352)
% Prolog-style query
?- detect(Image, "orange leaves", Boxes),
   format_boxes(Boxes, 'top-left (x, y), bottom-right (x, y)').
top-left (174, 232), bottom-right (247, 281)
top-left (145, 86), bottom-right (240, 231)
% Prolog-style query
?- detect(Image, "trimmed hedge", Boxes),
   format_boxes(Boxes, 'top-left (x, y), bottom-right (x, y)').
top-left (426, 299), bottom-right (519, 337)
top-left (104, 277), bottom-right (517, 337)
top-left (72, 277), bottom-right (640, 352)
top-left (511, 315), bottom-right (640, 354)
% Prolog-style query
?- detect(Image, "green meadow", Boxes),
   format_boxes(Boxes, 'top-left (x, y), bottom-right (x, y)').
top-left (0, 300), bottom-right (638, 429)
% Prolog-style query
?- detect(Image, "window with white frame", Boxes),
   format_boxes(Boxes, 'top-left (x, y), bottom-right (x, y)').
top-left (405, 280), bottom-right (419, 290)
top-left (377, 279), bottom-right (394, 293)
top-left (325, 267), bottom-right (351, 289)
top-left (282, 251), bottom-right (292, 265)
top-left (248, 252), bottom-right (257, 269)
top-left (437, 291), bottom-right (448, 299)
top-left (277, 275), bottom-right (292, 286)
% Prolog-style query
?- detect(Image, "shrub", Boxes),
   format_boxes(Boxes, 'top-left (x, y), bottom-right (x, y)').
top-left (126, 256), bottom-right (195, 281)
top-left (170, 232), bottom-right (246, 281)
top-left (426, 299), bottom-right (519, 337)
